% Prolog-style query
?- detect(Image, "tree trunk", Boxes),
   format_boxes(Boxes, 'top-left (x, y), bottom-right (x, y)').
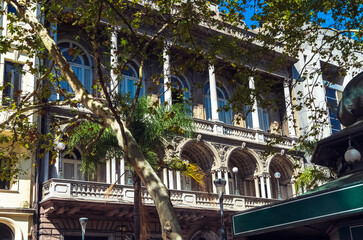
top-left (13, 2), bottom-right (182, 239)
top-left (133, 172), bottom-right (141, 240)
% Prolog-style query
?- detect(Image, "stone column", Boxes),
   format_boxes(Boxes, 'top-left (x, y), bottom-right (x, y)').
top-left (254, 176), bottom-right (260, 198)
top-left (224, 170), bottom-right (230, 195)
top-left (111, 158), bottom-right (116, 183)
top-left (260, 175), bottom-right (266, 198)
top-left (266, 175), bottom-right (272, 199)
top-left (110, 30), bottom-right (118, 92)
top-left (208, 64), bottom-right (219, 121)
top-left (176, 171), bottom-right (182, 190)
top-left (163, 168), bottom-right (169, 188)
top-left (106, 159), bottom-right (111, 184)
top-left (283, 79), bottom-right (296, 137)
top-left (120, 158), bottom-right (125, 185)
top-left (168, 170), bottom-right (174, 189)
top-left (163, 44), bottom-right (172, 105)
top-left (212, 171), bottom-right (217, 193)
top-left (249, 76), bottom-right (261, 130)
top-left (217, 171), bottom-right (222, 179)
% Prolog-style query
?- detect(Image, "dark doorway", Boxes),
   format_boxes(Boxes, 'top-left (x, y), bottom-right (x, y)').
top-left (0, 223), bottom-right (14, 240)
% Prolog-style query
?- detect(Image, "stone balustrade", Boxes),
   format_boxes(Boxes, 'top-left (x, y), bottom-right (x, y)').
top-left (193, 118), bottom-right (296, 149)
top-left (42, 179), bottom-right (279, 211)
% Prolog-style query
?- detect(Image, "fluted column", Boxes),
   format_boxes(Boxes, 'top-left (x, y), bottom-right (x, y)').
top-left (208, 64), bottom-right (219, 121)
top-left (249, 76), bottom-right (261, 130)
top-left (260, 175), bottom-right (266, 198)
top-left (266, 175), bottom-right (272, 199)
top-left (254, 176), bottom-right (260, 198)
top-left (283, 79), bottom-right (296, 137)
top-left (163, 44), bottom-right (172, 105)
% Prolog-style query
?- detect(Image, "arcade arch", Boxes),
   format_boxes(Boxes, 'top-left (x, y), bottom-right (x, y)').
top-left (226, 148), bottom-right (261, 196)
top-left (268, 154), bottom-right (295, 199)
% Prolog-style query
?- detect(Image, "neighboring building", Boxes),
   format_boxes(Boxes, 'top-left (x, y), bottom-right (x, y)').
top-left (232, 73), bottom-right (363, 240)
top-left (0, 2), bottom-right (362, 240)
top-left (0, 4), bottom-right (37, 240)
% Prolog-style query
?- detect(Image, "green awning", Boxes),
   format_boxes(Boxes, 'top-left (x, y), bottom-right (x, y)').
top-left (233, 172), bottom-right (363, 236)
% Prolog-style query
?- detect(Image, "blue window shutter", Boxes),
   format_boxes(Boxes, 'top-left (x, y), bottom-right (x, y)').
top-left (205, 97), bottom-right (211, 120)
top-left (218, 100), bottom-right (225, 123)
top-left (245, 106), bottom-right (253, 128)
top-left (184, 91), bottom-right (192, 116)
top-left (258, 108), bottom-right (270, 132)
top-left (263, 111), bottom-right (269, 131)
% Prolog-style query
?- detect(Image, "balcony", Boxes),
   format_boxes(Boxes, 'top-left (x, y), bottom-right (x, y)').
top-left (193, 118), bottom-right (296, 149)
top-left (41, 179), bottom-right (279, 212)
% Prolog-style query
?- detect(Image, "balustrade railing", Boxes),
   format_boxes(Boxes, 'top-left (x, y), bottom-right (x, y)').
top-left (193, 118), bottom-right (296, 149)
top-left (42, 179), bottom-right (279, 211)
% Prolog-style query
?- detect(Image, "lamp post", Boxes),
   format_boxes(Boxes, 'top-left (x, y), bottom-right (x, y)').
top-left (214, 178), bottom-right (227, 240)
top-left (345, 138), bottom-right (361, 165)
top-left (56, 142), bottom-right (66, 178)
top-left (79, 217), bottom-right (88, 240)
top-left (274, 172), bottom-right (282, 200)
top-left (232, 167), bottom-right (239, 195)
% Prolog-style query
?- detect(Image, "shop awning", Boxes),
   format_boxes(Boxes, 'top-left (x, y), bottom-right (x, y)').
top-left (233, 171), bottom-right (363, 237)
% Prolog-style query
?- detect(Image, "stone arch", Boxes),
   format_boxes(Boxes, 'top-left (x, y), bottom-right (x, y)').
top-left (225, 147), bottom-right (262, 196)
top-left (189, 230), bottom-right (219, 240)
top-left (267, 154), bottom-right (295, 199)
top-left (0, 217), bottom-right (23, 240)
top-left (177, 139), bottom-right (219, 192)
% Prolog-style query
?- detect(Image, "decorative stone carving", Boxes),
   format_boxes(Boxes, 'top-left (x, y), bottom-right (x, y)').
top-left (212, 143), bottom-right (230, 162)
top-left (241, 142), bottom-right (246, 149)
top-left (196, 134), bottom-right (202, 141)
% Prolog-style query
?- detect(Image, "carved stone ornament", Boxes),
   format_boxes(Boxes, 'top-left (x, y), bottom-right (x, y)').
top-left (212, 143), bottom-right (230, 162)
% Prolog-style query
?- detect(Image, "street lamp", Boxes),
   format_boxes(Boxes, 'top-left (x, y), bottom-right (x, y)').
top-left (274, 172), bottom-right (282, 200)
top-left (79, 217), bottom-right (88, 240)
top-left (232, 167), bottom-right (239, 195)
top-left (214, 178), bottom-right (227, 240)
top-left (345, 138), bottom-right (361, 164)
top-left (56, 142), bottom-right (66, 178)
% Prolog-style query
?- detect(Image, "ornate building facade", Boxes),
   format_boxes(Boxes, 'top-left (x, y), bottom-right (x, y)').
top-left (0, 1), bottom-right (361, 240)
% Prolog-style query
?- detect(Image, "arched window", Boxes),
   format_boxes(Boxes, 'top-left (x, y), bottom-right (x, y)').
top-left (62, 148), bottom-right (84, 181)
top-left (118, 63), bottom-right (144, 98)
top-left (0, 223), bottom-right (14, 240)
top-left (160, 75), bottom-right (191, 114)
top-left (56, 42), bottom-right (92, 98)
top-left (171, 76), bottom-right (190, 104)
top-left (204, 83), bottom-right (232, 124)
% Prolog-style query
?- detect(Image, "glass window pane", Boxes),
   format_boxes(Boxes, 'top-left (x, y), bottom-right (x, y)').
top-left (64, 163), bottom-right (75, 179)
top-left (325, 88), bottom-right (336, 99)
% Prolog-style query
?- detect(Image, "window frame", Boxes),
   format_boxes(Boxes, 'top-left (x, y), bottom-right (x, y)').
top-left (204, 83), bottom-right (233, 124)
top-left (52, 41), bottom-right (93, 100)
top-left (118, 63), bottom-right (144, 98)
top-left (2, 61), bottom-right (23, 105)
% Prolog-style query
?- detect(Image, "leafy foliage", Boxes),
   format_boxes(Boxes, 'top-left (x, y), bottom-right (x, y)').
top-left (295, 165), bottom-right (331, 192)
